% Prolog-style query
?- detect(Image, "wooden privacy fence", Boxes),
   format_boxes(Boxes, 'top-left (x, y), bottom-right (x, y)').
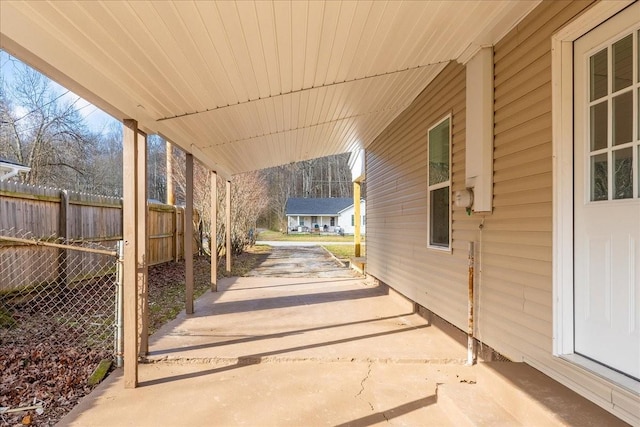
top-left (0, 181), bottom-right (189, 292)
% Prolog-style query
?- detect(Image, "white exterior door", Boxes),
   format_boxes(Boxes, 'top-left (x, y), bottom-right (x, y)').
top-left (573, 3), bottom-right (640, 381)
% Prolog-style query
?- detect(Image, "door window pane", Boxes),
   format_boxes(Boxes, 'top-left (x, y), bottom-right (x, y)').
top-left (613, 91), bottom-right (632, 146)
top-left (613, 34), bottom-right (633, 92)
top-left (430, 187), bottom-right (449, 247)
top-left (591, 153), bottom-right (608, 201)
top-left (613, 148), bottom-right (632, 199)
top-left (428, 119), bottom-right (450, 185)
top-left (590, 101), bottom-right (608, 151)
top-left (590, 48), bottom-right (608, 101)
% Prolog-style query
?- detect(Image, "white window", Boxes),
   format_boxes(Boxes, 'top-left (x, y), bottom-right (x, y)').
top-left (427, 116), bottom-right (451, 249)
top-left (586, 32), bottom-right (638, 202)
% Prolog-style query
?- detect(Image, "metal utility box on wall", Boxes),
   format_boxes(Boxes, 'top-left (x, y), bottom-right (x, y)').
top-left (464, 47), bottom-right (494, 212)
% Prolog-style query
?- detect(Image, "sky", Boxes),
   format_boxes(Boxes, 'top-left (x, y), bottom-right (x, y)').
top-left (0, 50), bottom-right (117, 135)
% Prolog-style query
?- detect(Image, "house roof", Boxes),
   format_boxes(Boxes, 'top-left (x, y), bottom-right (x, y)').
top-left (0, 158), bottom-right (28, 169)
top-left (0, 158), bottom-right (31, 181)
top-left (285, 198), bottom-right (353, 216)
top-left (0, 1), bottom-right (539, 178)
top-left (337, 199), bottom-right (365, 215)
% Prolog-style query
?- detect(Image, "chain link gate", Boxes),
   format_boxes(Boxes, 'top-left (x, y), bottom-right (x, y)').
top-left (0, 229), bottom-right (120, 356)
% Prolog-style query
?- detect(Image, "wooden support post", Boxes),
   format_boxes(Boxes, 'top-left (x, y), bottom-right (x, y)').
top-left (173, 206), bottom-right (179, 262)
top-left (165, 140), bottom-right (174, 205)
top-left (137, 131), bottom-right (149, 357)
top-left (354, 181), bottom-right (361, 257)
top-left (167, 140), bottom-right (178, 262)
top-left (185, 153), bottom-right (194, 314)
top-left (225, 180), bottom-right (231, 273)
top-left (122, 119), bottom-right (139, 389)
top-left (211, 171), bottom-right (218, 291)
top-left (58, 189), bottom-right (70, 287)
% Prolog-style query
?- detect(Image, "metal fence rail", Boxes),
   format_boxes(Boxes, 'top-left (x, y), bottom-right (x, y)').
top-left (0, 229), bottom-right (119, 354)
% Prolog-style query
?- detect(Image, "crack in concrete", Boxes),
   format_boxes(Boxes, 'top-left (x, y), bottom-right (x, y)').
top-left (356, 363), bottom-right (373, 398)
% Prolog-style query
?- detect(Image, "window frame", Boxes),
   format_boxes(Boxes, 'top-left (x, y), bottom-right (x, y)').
top-left (427, 114), bottom-right (453, 251)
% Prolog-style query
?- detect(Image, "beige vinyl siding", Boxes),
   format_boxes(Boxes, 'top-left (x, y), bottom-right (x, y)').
top-left (366, 1), bottom-right (595, 352)
top-left (491, 1), bottom-right (639, 422)
top-left (484, 0), bottom-right (594, 362)
top-left (365, 0), bottom-right (639, 422)
top-left (367, 61), bottom-right (471, 329)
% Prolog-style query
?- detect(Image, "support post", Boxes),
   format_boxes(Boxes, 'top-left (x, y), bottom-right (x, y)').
top-left (58, 189), bottom-right (70, 286)
top-left (353, 181), bottom-right (361, 257)
top-left (211, 171), bottom-right (218, 291)
top-left (173, 206), bottom-right (179, 262)
top-left (137, 131), bottom-right (149, 357)
top-left (167, 140), bottom-right (177, 261)
top-left (122, 119), bottom-right (139, 389)
top-left (165, 140), bottom-right (174, 205)
top-left (225, 180), bottom-right (231, 273)
top-left (185, 153), bottom-right (194, 314)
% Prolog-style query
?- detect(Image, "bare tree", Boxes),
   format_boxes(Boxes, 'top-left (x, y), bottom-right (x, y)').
top-left (170, 147), bottom-right (268, 258)
top-left (260, 153), bottom-right (357, 230)
top-left (0, 63), bottom-right (100, 190)
top-left (81, 121), bottom-right (123, 196)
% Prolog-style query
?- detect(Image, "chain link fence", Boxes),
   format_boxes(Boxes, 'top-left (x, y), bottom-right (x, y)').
top-left (0, 229), bottom-right (119, 354)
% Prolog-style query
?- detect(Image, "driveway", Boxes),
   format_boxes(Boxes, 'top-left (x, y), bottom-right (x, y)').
top-left (256, 240), bottom-right (356, 246)
top-left (246, 244), bottom-right (360, 278)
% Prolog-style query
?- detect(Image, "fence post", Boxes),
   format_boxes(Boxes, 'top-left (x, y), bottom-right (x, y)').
top-left (59, 190), bottom-right (70, 286)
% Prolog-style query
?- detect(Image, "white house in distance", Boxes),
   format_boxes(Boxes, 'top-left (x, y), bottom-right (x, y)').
top-left (337, 200), bottom-right (366, 235)
top-left (0, 158), bottom-right (30, 182)
top-left (285, 197), bottom-right (365, 234)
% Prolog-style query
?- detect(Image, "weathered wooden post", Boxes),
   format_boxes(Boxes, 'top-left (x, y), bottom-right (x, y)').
top-left (225, 180), bottom-right (231, 274)
top-left (137, 131), bottom-right (149, 357)
top-left (211, 171), bottom-right (217, 292)
top-left (122, 119), bottom-right (139, 389)
top-left (185, 153), bottom-right (194, 314)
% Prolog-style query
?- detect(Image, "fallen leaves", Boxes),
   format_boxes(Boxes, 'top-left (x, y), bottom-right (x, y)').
top-left (0, 254), bottom-right (255, 426)
top-left (0, 331), bottom-right (110, 426)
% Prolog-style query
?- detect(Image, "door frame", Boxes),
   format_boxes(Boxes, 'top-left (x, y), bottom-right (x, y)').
top-left (551, 0), bottom-right (638, 391)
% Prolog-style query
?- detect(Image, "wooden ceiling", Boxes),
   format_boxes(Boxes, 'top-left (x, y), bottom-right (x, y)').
top-left (0, 1), bottom-right (538, 178)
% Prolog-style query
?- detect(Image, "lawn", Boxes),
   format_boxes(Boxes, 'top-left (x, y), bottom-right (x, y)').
top-left (257, 229), bottom-right (363, 243)
top-left (323, 244), bottom-right (351, 261)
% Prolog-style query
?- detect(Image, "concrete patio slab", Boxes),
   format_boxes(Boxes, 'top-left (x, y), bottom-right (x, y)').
top-left (59, 248), bottom-right (629, 426)
top-left (60, 276), bottom-right (470, 426)
top-left (146, 277), bottom-right (466, 364)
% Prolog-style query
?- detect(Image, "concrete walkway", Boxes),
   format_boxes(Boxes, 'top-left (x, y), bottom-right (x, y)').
top-left (61, 276), bottom-right (473, 426)
top-left (60, 247), bottom-right (628, 426)
top-left (246, 245), bottom-right (359, 278)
